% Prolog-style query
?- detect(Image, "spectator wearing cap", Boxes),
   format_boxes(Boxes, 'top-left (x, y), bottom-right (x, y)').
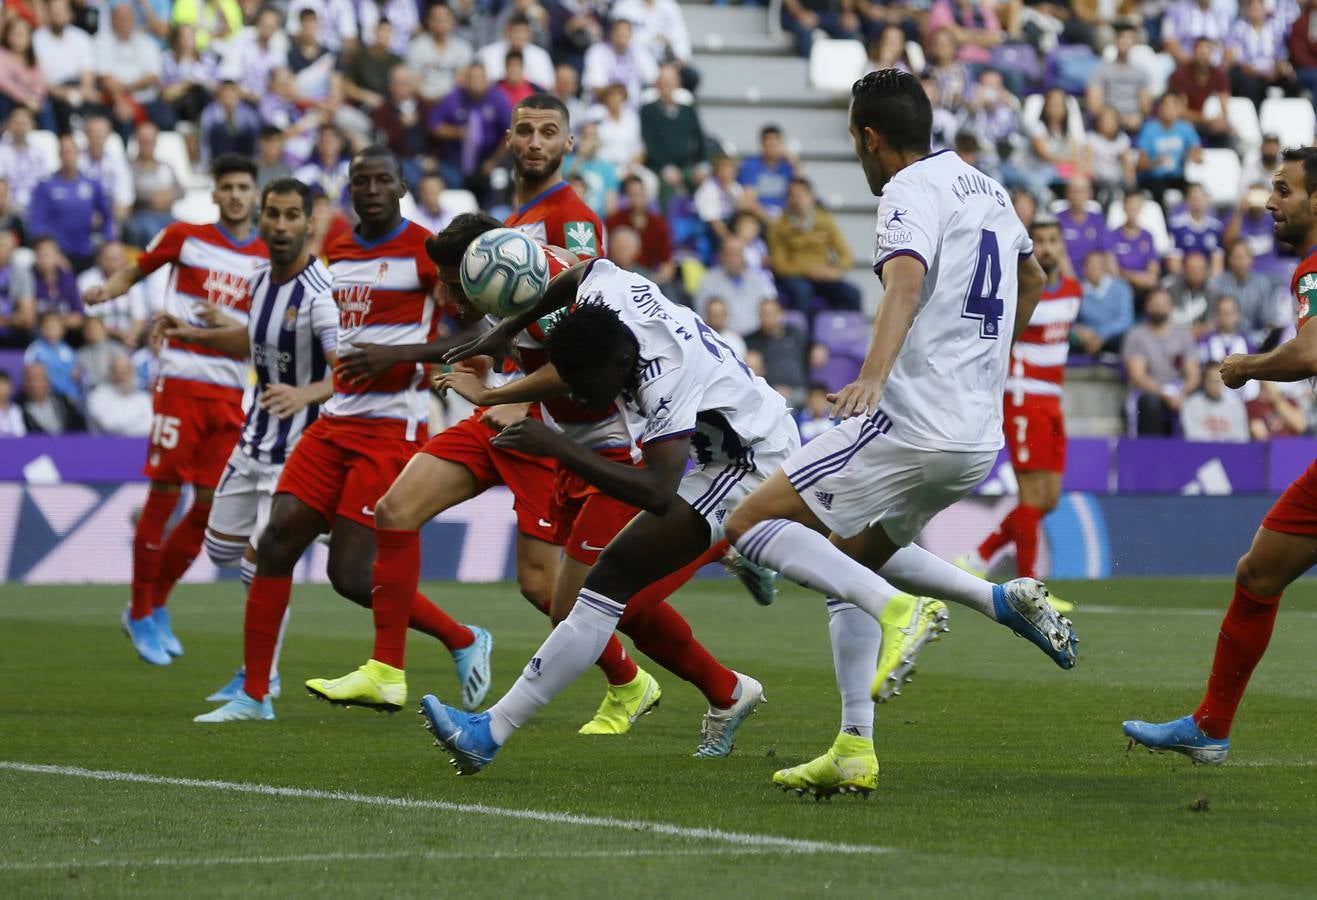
top-left (738, 125), bottom-right (797, 217)
top-left (200, 79), bottom-right (262, 166)
top-left (696, 236), bottom-right (779, 337)
top-left (1122, 287), bottom-right (1201, 436)
top-left (18, 359), bottom-right (83, 435)
top-left (1112, 192), bottom-right (1161, 299)
top-left (780, 1), bottom-right (863, 59)
top-left (429, 62), bottom-right (512, 196)
top-left (1289, 0), bottom-right (1317, 100)
top-left (582, 16), bottom-right (658, 107)
top-left (607, 176), bottom-right (675, 285)
top-left (1210, 241), bottom-right (1280, 345)
top-left (407, 3), bottom-right (474, 104)
top-left (1136, 92), bottom-right (1202, 204)
top-left (1168, 37), bottom-right (1232, 146)
top-left (1229, 0), bottom-right (1296, 109)
top-left (1168, 183), bottom-right (1225, 274)
top-left (1056, 177), bottom-right (1112, 278)
top-left (1075, 249), bottom-right (1135, 356)
top-left (479, 13), bottom-right (555, 89)
top-left (769, 177), bottom-right (861, 315)
top-left (1162, 0), bottom-right (1232, 66)
top-left (0, 106), bottom-right (52, 216)
top-left (1087, 23), bottom-right (1152, 134)
top-left (28, 137), bottom-right (114, 274)
top-left (639, 63), bottom-right (706, 195)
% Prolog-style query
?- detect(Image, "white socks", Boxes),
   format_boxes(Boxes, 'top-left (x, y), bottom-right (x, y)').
top-left (878, 544), bottom-right (997, 620)
top-left (488, 588), bottom-right (622, 745)
top-left (205, 533), bottom-right (248, 568)
top-left (827, 600), bottom-right (879, 738)
top-left (736, 519), bottom-right (899, 621)
top-left (271, 606), bottom-right (290, 679)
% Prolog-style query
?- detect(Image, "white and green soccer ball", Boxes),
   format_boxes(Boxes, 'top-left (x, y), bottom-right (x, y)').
top-left (460, 227), bottom-right (550, 319)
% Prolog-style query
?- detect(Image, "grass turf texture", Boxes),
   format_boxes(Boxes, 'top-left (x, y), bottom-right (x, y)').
top-left (3, 579), bottom-right (1316, 899)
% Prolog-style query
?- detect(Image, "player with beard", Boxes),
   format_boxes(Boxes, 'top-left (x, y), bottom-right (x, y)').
top-left (1124, 147), bottom-right (1317, 764)
top-left (84, 155), bottom-right (269, 667)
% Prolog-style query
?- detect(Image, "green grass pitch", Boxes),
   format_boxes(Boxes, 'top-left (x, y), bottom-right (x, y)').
top-left (2, 578), bottom-right (1316, 898)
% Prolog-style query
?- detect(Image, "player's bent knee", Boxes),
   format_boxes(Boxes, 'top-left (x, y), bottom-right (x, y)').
top-left (327, 561), bottom-right (372, 606)
top-left (1234, 553), bottom-right (1279, 596)
top-left (204, 530), bottom-right (247, 568)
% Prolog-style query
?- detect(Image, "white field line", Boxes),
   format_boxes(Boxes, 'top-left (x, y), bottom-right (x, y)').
top-left (0, 761), bottom-right (889, 857)
top-left (0, 847), bottom-right (790, 872)
top-left (1078, 605), bottom-right (1317, 619)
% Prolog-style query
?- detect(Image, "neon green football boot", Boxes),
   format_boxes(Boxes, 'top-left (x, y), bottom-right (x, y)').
top-left (872, 594), bottom-right (950, 702)
top-left (773, 734), bottom-right (879, 799)
top-left (578, 667), bottom-right (662, 735)
top-left (305, 660), bottom-right (407, 712)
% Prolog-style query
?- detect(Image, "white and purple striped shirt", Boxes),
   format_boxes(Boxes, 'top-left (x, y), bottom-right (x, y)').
top-left (239, 258), bottom-right (338, 465)
top-left (1163, 0), bottom-right (1233, 60)
top-left (1229, 17), bottom-right (1287, 73)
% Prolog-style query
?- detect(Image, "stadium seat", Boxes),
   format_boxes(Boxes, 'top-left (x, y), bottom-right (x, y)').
top-left (782, 308), bottom-right (810, 335)
top-left (1259, 97), bottom-right (1316, 149)
top-left (1185, 149), bottom-right (1244, 207)
top-left (808, 37), bottom-right (867, 95)
top-left (1045, 44), bottom-right (1098, 94)
top-left (811, 355), bottom-right (861, 392)
top-left (813, 310), bottom-right (870, 360)
top-left (440, 189), bottom-right (479, 215)
top-left (27, 130), bottom-right (58, 169)
top-left (905, 40), bottom-right (926, 75)
top-left (171, 189), bottom-right (219, 225)
top-left (1203, 96), bottom-right (1261, 151)
top-left (637, 86), bottom-right (695, 106)
top-left (0, 349), bottom-right (25, 386)
top-left (991, 43), bottom-right (1042, 88)
top-left (1107, 192), bottom-right (1173, 255)
top-left (129, 131), bottom-right (202, 190)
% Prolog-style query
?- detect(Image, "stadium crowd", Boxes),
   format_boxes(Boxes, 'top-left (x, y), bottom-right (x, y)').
top-left (0, 0), bottom-right (1314, 442)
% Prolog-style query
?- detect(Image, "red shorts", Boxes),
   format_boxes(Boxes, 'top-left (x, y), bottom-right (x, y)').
top-left (142, 379), bottom-right (245, 488)
top-left (421, 413), bottom-right (557, 542)
top-left (1263, 459), bottom-right (1317, 536)
top-left (276, 416), bottom-right (423, 528)
top-left (550, 447), bottom-right (641, 565)
top-left (1004, 395), bottom-right (1066, 473)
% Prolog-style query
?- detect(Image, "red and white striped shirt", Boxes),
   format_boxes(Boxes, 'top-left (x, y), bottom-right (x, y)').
top-left (1007, 274), bottom-right (1081, 401)
top-left (136, 222), bottom-right (269, 402)
top-left (323, 219), bottom-right (439, 440)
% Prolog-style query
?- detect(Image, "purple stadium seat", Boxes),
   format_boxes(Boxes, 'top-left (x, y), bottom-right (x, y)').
top-left (0, 349), bottom-right (25, 387)
top-left (1046, 44), bottom-right (1099, 95)
top-left (813, 310), bottom-right (869, 360)
top-left (782, 308), bottom-right (810, 335)
top-left (992, 43), bottom-right (1042, 89)
top-left (812, 355), bottom-right (860, 393)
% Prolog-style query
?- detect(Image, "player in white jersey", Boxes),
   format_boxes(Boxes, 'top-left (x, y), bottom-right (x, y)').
top-left (724, 69), bottom-right (1079, 797)
top-left (417, 258), bottom-right (801, 772)
top-left (156, 179), bottom-right (339, 717)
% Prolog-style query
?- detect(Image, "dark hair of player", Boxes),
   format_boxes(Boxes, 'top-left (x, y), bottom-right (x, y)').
top-left (546, 299), bottom-right (637, 382)
top-left (515, 92), bottom-right (571, 128)
top-left (850, 68), bottom-right (932, 154)
top-left (211, 154), bottom-right (258, 182)
top-left (1281, 147), bottom-right (1317, 195)
top-left (760, 124), bottom-right (782, 139)
top-left (349, 143), bottom-right (403, 178)
top-left (261, 177), bottom-right (313, 216)
top-left (424, 212), bottom-right (504, 268)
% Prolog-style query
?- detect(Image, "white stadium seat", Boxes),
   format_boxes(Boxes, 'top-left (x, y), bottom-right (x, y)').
top-left (27, 130), bottom-right (59, 169)
top-left (150, 131), bottom-right (202, 189)
top-left (905, 40), bottom-right (926, 74)
top-left (171, 189), bottom-right (219, 225)
top-left (808, 38), bottom-right (867, 96)
top-left (1203, 95), bottom-right (1261, 151)
top-left (440, 189), bottom-right (478, 214)
top-left (1259, 97), bottom-right (1316, 149)
top-left (1107, 192), bottom-right (1173, 255)
top-left (1185, 148), bottom-right (1244, 207)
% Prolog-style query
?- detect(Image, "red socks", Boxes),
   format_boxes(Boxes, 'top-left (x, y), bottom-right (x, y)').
top-left (595, 636), bottom-right (639, 686)
top-left (131, 489), bottom-right (179, 619)
top-left (369, 528), bottom-right (475, 668)
top-left (244, 574), bottom-right (292, 700)
top-left (153, 501), bottom-right (211, 609)
top-left (977, 504), bottom-right (1043, 579)
top-left (408, 591), bottom-right (474, 654)
top-left (1194, 583), bottom-right (1282, 739)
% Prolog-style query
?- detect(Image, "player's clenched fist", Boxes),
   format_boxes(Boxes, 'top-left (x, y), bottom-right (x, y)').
top-left (1220, 354), bottom-right (1250, 389)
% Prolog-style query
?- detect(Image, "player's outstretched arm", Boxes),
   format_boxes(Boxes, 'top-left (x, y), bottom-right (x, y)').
top-left (155, 312), bottom-right (251, 356)
top-left (335, 321), bottom-right (488, 384)
top-left (1012, 254), bottom-right (1047, 342)
top-left (493, 421), bottom-right (689, 515)
top-left (831, 255), bottom-right (924, 419)
top-left (433, 362), bottom-right (570, 407)
top-left (1221, 318), bottom-right (1317, 387)
top-left (444, 261), bottom-right (592, 364)
top-left (82, 264), bottom-right (143, 306)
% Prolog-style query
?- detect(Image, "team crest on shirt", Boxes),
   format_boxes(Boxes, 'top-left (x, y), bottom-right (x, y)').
top-left (282, 303), bottom-right (300, 331)
top-left (565, 221), bottom-right (597, 256)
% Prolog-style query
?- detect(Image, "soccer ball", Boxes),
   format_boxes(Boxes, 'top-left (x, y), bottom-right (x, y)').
top-left (460, 228), bottom-right (550, 319)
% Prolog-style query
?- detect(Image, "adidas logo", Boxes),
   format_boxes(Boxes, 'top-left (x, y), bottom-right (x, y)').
top-left (814, 490), bottom-right (835, 510)
top-left (526, 657), bottom-right (543, 679)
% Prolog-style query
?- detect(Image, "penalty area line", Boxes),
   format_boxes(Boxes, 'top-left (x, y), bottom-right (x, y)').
top-left (0, 761), bottom-right (890, 857)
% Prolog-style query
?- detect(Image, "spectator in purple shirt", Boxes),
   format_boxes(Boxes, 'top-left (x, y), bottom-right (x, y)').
top-left (1226, 182), bottom-right (1285, 276)
top-left (428, 62), bottom-right (512, 198)
top-left (1168, 183), bottom-right (1225, 274)
top-left (1229, 0), bottom-right (1296, 108)
top-left (27, 135), bottom-right (114, 273)
top-left (1056, 176), bottom-right (1111, 277)
top-left (31, 237), bottom-right (83, 335)
top-left (1112, 191), bottom-right (1161, 300)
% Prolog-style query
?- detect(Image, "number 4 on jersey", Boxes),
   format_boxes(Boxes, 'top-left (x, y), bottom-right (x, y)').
top-left (963, 229), bottom-right (1004, 339)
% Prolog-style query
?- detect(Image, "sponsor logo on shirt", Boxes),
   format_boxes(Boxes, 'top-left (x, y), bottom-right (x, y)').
top-left (336, 263), bottom-right (389, 330)
top-left (203, 269), bottom-right (251, 308)
top-left (565, 221), bottom-right (597, 256)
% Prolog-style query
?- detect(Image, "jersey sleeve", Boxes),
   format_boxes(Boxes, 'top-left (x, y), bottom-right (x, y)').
top-left (636, 362), bottom-right (700, 446)
top-left (135, 222), bottom-right (188, 276)
top-left (873, 178), bottom-right (936, 279)
top-left (309, 286), bottom-right (339, 354)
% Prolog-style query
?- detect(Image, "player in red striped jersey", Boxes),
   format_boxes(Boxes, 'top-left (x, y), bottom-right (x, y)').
top-left (1125, 147), bottom-right (1317, 764)
top-left (958, 217), bottom-right (1079, 612)
top-left (84, 155), bottom-right (269, 667)
top-left (227, 146), bottom-right (487, 714)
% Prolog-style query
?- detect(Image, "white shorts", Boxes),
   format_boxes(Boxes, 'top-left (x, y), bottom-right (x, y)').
top-left (207, 447), bottom-right (283, 544)
top-left (678, 412), bottom-right (801, 543)
top-left (785, 412), bottom-right (996, 544)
